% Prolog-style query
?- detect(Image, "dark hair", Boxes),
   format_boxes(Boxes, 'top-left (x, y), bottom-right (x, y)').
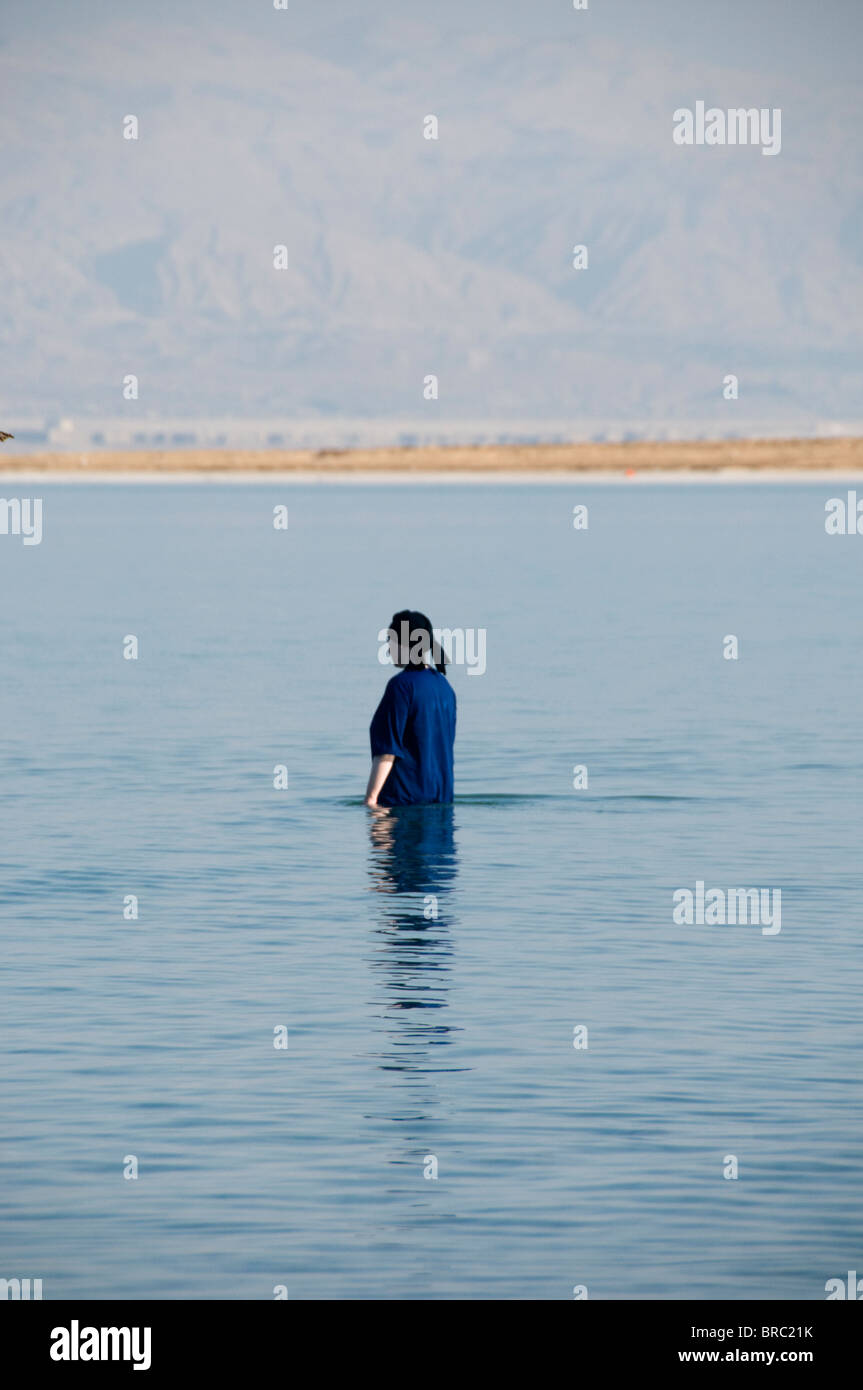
top-left (390, 610), bottom-right (448, 674)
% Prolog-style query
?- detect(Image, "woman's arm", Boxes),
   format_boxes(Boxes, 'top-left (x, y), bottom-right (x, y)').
top-left (364, 754), bottom-right (395, 807)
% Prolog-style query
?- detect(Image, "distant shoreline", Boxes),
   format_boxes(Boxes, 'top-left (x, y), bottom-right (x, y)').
top-left (2, 436), bottom-right (863, 480)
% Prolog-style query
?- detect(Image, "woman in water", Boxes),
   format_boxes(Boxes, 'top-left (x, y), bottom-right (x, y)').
top-left (365, 610), bottom-right (456, 808)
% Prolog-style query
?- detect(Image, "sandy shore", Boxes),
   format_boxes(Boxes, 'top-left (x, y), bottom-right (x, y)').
top-left (2, 436), bottom-right (863, 479)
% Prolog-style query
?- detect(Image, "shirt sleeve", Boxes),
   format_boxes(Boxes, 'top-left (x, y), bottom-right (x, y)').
top-left (370, 677), bottom-right (412, 758)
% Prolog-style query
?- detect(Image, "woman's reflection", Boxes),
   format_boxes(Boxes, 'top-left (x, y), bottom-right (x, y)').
top-left (366, 803), bottom-right (461, 1080)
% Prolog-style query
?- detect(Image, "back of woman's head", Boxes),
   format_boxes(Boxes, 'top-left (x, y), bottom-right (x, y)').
top-left (390, 609), bottom-right (448, 674)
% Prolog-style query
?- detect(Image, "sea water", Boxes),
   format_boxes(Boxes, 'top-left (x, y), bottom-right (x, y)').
top-left (0, 480), bottom-right (860, 1299)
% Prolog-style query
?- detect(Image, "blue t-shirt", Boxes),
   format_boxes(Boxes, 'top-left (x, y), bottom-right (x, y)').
top-left (370, 667), bottom-right (456, 806)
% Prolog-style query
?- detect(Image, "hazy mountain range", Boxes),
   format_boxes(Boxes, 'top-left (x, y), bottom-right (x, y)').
top-left (2, 0), bottom-right (861, 437)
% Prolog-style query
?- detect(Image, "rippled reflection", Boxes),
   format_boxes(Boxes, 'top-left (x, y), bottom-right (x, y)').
top-left (365, 804), bottom-right (462, 1083)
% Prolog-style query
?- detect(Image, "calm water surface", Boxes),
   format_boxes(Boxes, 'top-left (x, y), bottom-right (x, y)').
top-left (1, 481), bottom-right (861, 1299)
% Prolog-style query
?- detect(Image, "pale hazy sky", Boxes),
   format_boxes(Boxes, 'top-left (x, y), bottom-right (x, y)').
top-left (4, 0), bottom-right (859, 79)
